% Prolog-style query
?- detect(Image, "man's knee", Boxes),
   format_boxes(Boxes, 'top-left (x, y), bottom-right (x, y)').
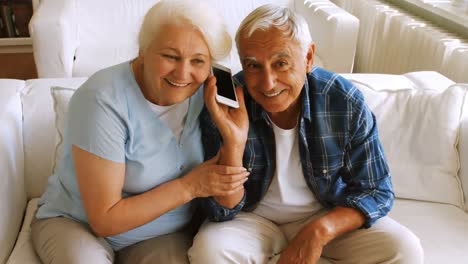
top-left (188, 223), bottom-right (232, 263)
top-left (386, 228), bottom-right (424, 264)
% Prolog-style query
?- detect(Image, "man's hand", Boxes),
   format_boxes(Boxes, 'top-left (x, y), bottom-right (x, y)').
top-left (278, 207), bottom-right (366, 264)
top-left (277, 222), bottom-right (327, 264)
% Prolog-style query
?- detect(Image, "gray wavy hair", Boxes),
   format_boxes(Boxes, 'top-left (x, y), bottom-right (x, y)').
top-left (235, 4), bottom-right (313, 56)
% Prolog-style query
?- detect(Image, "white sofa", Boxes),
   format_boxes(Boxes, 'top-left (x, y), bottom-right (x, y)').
top-left (2, 0), bottom-right (467, 264)
top-left (2, 71), bottom-right (468, 264)
top-left (29, 0), bottom-right (359, 78)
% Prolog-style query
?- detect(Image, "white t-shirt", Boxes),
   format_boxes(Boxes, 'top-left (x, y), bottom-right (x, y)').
top-left (253, 120), bottom-right (323, 224)
top-left (147, 99), bottom-right (189, 143)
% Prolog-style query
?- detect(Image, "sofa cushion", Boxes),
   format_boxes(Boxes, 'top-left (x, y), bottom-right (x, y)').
top-left (389, 199), bottom-right (468, 264)
top-left (22, 78), bottom-right (87, 199)
top-left (402, 72), bottom-right (468, 212)
top-left (342, 73), bottom-right (466, 208)
top-left (0, 80), bottom-right (27, 264)
top-left (50, 87), bottom-right (77, 173)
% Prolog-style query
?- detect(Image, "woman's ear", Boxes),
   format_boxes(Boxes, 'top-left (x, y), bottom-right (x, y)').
top-left (305, 43), bottom-right (315, 72)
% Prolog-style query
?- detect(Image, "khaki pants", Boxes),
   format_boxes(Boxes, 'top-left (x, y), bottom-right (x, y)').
top-left (31, 216), bottom-right (191, 264)
top-left (188, 211), bottom-right (424, 264)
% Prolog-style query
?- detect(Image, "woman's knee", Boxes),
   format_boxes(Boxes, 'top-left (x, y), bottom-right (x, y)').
top-left (31, 217), bottom-right (114, 264)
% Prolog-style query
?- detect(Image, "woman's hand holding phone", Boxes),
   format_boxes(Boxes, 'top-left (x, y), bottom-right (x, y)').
top-left (205, 70), bottom-right (249, 207)
top-left (204, 73), bottom-right (248, 150)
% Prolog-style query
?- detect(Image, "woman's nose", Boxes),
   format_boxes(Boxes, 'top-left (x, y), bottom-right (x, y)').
top-left (173, 60), bottom-right (190, 80)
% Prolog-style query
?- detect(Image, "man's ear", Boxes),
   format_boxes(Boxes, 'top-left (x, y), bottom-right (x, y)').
top-left (305, 43), bottom-right (315, 72)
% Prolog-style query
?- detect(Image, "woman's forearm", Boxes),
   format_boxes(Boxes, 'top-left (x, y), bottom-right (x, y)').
top-left (90, 178), bottom-right (192, 237)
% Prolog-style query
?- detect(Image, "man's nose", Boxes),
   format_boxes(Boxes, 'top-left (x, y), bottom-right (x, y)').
top-left (261, 68), bottom-right (276, 91)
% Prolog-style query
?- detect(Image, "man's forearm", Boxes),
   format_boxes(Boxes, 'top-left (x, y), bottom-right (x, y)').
top-left (214, 145), bottom-right (245, 208)
top-left (302, 206), bottom-right (366, 245)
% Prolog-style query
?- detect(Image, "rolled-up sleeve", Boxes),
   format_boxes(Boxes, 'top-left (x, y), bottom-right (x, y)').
top-left (340, 99), bottom-right (394, 228)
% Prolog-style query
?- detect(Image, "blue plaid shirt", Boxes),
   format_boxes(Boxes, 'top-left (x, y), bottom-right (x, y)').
top-left (199, 67), bottom-right (394, 228)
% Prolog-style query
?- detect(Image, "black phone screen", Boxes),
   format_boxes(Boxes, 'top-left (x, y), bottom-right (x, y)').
top-left (212, 66), bottom-right (237, 101)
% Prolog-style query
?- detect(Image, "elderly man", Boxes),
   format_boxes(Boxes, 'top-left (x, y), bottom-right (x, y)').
top-left (190, 4), bottom-right (423, 264)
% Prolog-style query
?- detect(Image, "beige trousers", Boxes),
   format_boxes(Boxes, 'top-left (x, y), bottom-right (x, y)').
top-left (188, 211), bottom-right (424, 264)
top-left (31, 216), bottom-right (191, 264)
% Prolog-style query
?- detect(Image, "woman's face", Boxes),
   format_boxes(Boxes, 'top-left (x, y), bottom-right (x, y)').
top-left (141, 23), bottom-right (211, 106)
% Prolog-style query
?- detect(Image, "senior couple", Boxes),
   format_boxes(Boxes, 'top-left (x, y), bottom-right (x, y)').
top-left (31, 0), bottom-right (423, 263)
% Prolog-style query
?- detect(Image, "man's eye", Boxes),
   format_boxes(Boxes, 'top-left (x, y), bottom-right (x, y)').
top-left (275, 61), bottom-right (289, 69)
top-left (246, 63), bottom-right (261, 70)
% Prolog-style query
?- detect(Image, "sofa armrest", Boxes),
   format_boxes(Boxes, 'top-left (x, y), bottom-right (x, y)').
top-left (295, 0), bottom-right (359, 73)
top-left (0, 80), bottom-right (27, 264)
top-left (458, 86), bottom-right (468, 212)
top-left (29, 0), bottom-right (78, 78)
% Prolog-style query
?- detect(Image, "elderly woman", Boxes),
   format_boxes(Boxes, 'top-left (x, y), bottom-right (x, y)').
top-left (30, 0), bottom-right (249, 263)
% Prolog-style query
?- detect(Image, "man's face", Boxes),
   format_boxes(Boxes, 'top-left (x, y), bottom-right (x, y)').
top-left (238, 27), bottom-right (314, 121)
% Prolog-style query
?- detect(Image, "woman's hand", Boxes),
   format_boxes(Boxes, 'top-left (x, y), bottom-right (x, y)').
top-left (179, 154), bottom-right (249, 199)
top-left (204, 75), bottom-right (249, 148)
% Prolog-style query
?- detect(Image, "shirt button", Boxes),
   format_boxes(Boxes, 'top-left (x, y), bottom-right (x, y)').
top-left (179, 165), bottom-right (185, 170)
top-left (322, 169), bottom-right (327, 174)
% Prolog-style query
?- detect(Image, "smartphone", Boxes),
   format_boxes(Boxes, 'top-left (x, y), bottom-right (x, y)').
top-left (211, 63), bottom-right (239, 108)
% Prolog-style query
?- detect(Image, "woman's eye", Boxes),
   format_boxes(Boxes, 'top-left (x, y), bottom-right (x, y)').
top-left (162, 54), bottom-right (178, 60)
top-left (192, 59), bottom-right (205, 65)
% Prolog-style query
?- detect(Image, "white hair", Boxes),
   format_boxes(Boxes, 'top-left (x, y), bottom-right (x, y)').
top-left (138, 0), bottom-right (231, 61)
top-left (235, 4), bottom-right (313, 56)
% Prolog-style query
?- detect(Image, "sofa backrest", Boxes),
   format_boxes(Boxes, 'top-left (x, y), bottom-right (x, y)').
top-left (0, 80), bottom-right (26, 264)
top-left (32, 0), bottom-right (293, 77)
top-left (73, 0), bottom-right (293, 77)
top-left (31, 0), bottom-right (359, 77)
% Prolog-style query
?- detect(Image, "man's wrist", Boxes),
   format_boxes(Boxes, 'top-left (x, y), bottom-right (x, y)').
top-left (303, 207), bottom-right (366, 246)
top-left (304, 219), bottom-right (334, 246)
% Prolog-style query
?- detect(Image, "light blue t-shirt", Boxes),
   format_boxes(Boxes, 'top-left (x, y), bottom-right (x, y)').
top-left (36, 61), bottom-right (205, 250)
